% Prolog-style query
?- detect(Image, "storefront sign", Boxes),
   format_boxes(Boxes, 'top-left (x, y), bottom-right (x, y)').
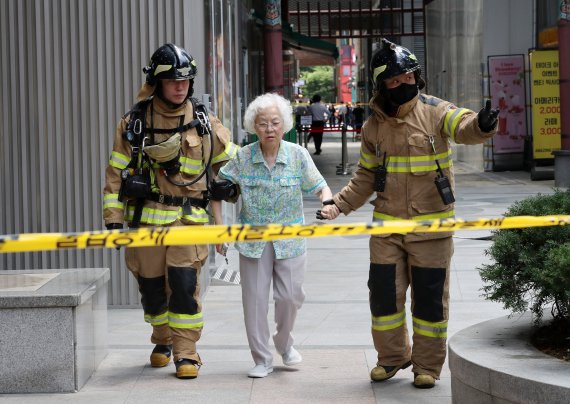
top-left (561, 1), bottom-right (570, 20)
top-left (529, 50), bottom-right (561, 159)
top-left (488, 55), bottom-right (527, 154)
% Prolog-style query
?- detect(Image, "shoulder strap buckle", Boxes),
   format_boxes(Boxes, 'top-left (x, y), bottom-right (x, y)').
top-left (133, 118), bottom-right (143, 135)
top-left (191, 97), bottom-right (212, 137)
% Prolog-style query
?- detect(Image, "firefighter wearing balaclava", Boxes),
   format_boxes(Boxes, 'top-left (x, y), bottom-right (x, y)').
top-left (320, 38), bottom-right (498, 389)
top-left (103, 43), bottom-right (238, 379)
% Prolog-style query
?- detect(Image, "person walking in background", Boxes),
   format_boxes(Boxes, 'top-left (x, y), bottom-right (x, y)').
top-left (337, 101), bottom-right (347, 127)
top-left (308, 94), bottom-right (329, 155)
top-left (211, 93), bottom-right (334, 378)
top-left (352, 103), bottom-right (366, 130)
top-left (294, 99), bottom-right (309, 132)
top-left (320, 38), bottom-right (498, 389)
top-left (328, 103), bottom-right (337, 127)
top-left (103, 43), bottom-right (237, 380)
top-left (344, 102), bottom-right (352, 128)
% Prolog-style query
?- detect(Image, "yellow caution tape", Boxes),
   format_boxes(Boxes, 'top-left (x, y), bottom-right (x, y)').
top-left (1, 215), bottom-right (569, 254)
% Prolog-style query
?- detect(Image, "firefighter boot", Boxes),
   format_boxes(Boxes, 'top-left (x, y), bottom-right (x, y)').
top-left (370, 360), bottom-right (412, 382)
top-left (414, 373), bottom-right (436, 389)
top-left (150, 344), bottom-right (172, 367)
top-left (175, 358), bottom-right (200, 379)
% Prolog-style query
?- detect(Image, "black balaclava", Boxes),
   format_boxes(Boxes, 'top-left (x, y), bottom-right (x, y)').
top-left (387, 83), bottom-right (418, 106)
top-left (376, 70), bottom-right (424, 115)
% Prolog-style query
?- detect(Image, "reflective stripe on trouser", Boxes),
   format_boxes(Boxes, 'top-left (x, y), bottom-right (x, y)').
top-left (239, 243), bottom-right (307, 367)
top-left (124, 220), bottom-right (208, 363)
top-left (369, 234), bottom-right (453, 378)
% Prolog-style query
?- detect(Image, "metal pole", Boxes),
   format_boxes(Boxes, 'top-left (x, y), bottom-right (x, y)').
top-left (337, 124), bottom-right (351, 175)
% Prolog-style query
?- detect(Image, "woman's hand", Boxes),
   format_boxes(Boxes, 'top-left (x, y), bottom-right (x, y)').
top-left (320, 203), bottom-right (340, 220)
top-left (316, 199), bottom-right (340, 220)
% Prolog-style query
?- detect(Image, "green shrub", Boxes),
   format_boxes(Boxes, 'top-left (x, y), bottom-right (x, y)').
top-left (478, 189), bottom-right (570, 323)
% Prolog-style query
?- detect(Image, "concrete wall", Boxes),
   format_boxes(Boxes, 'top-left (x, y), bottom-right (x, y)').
top-left (482, 0), bottom-right (534, 170)
top-left (426, 0), bottom-right (534, 170)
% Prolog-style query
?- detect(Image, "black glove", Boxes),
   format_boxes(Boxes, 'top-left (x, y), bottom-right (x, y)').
top-left (477, 100), bottom-right (500, 132)
top-left (209, 179), bottom-right (238, 201)
top-left (105, 223), bottom-right (124, 250)
top-left (158, 156), bottom-right (181, 176)
top-left (316, 199), bottom-right (335, 220)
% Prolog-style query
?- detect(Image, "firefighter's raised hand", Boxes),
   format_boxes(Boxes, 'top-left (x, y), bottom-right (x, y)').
top-left (477, 100), bottom-right (499, 132)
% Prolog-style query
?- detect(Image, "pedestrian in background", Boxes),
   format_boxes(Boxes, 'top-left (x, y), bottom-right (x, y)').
top-left (294, 99), bottom-right (309, 132)
top-left (320, 38), bottom-right (498, 389)
top-left (308, 94), bottom-right (329, 155)
top-left (328, 103), bottom-right (337, 127)
top-left (352, 103), bottom-right (366, 130)
top-left (103, 43), bottom-right (237, 379)
top-left (211, 93), bottom-right (333, 378)
top-left (337, 101), bottom-right (347, 127)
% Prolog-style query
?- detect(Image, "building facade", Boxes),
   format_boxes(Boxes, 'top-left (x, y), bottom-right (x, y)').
top-left (0, 0), bottom-right (251, 306)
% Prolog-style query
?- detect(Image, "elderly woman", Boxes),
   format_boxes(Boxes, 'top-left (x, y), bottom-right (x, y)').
top-left (211, 93), bottom-right (333, 378)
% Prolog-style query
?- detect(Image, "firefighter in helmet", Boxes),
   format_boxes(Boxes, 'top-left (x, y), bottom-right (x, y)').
top-left (320, 38), bottom-right (498, 388)
top-left (103, 43), bottom-right (238, 379)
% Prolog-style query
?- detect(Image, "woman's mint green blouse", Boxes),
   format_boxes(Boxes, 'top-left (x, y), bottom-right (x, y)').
top-left (219, 140), bottom-right (327, 259)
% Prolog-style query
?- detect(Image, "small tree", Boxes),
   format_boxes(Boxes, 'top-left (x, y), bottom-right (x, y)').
top-left (300, 66), bottom-right (335, 102)
top-left (478, 189), bottom-right (570, 324)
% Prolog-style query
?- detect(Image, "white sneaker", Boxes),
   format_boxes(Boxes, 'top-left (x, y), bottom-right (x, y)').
top-left (247, 364), bottom-right (273, 378)
top-left (282, 347), bottom-right (302, 366)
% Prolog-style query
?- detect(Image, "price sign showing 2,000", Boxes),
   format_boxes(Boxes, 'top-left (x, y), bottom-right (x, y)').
top-left (530, 49), bottom-right (561, 159)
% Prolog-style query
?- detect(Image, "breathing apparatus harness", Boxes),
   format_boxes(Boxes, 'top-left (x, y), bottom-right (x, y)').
top-left (118, 96), bottom-right (215, 227)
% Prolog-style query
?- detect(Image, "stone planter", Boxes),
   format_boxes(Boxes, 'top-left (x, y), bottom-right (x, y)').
top-left (448, 312), bottom-right (569, 404)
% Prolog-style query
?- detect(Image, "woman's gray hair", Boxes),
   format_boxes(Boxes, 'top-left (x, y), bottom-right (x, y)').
top-left (243, 93), bottom-right (294, 134)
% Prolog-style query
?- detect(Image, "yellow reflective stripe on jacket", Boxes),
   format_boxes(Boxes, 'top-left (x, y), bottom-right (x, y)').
top-left (444, 108), bottom-right (469, 140)
top-left (125, 206), bottom-right (180, 225)
top-left (360, 150), bottom-right (453, 173)
top-left (412, 316), bottom-right (448, 338)
top-left (144, 311), bottom-right (168, 326)
top-left (372, 310), bottom-right (406, 331)
top-left (179, 156), bottom-right (204, 175)
top-left (386, 150), bottom-right (453, 173)
top-left (168, 311), bottom-right (204, 329)
top-left (373, 210), bottom-right (455, 221)
top-left (181, 207), bottom-right (209, 224)
top-left (109, 151), bottom-right (130, 169)
top-left (212, 142), bottom-right (239, 164)
top-left (103, 193), bottom-right (124, 210)
top-left (359, 150), bottom-right (379, 169)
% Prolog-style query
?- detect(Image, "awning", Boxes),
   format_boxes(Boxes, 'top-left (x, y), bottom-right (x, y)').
top-left (281, 22), bottom-right (339, 59)
top-left (252, 10), bottom-right (339, 59)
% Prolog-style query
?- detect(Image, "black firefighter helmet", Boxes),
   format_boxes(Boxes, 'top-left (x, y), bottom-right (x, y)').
top-left (370, 38), bottom-right (424, 90)
top-left (143, 43), bottom-right (197, 85)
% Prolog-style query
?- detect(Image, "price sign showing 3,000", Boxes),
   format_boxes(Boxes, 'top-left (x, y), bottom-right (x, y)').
top-left (529, 49), bottom-right (561, 159)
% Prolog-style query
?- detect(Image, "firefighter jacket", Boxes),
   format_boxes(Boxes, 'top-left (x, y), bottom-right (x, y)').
top-left (332, 92), bottom-right (496, 241)
top-left (103, 95), bottom-right (238, 227)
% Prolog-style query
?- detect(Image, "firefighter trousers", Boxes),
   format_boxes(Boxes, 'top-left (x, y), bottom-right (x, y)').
top-left (125, 221), bottom-right (208, 363)
top-left (368, 234), bottom-right (453, 379)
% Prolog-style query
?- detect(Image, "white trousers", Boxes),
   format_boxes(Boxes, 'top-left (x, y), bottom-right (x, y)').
top-left (239, 243), bottom-right (306, 366)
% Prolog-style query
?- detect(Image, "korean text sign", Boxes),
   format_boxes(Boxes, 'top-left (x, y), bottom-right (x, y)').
top-left (530, 50), bottom-right (561, 159)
